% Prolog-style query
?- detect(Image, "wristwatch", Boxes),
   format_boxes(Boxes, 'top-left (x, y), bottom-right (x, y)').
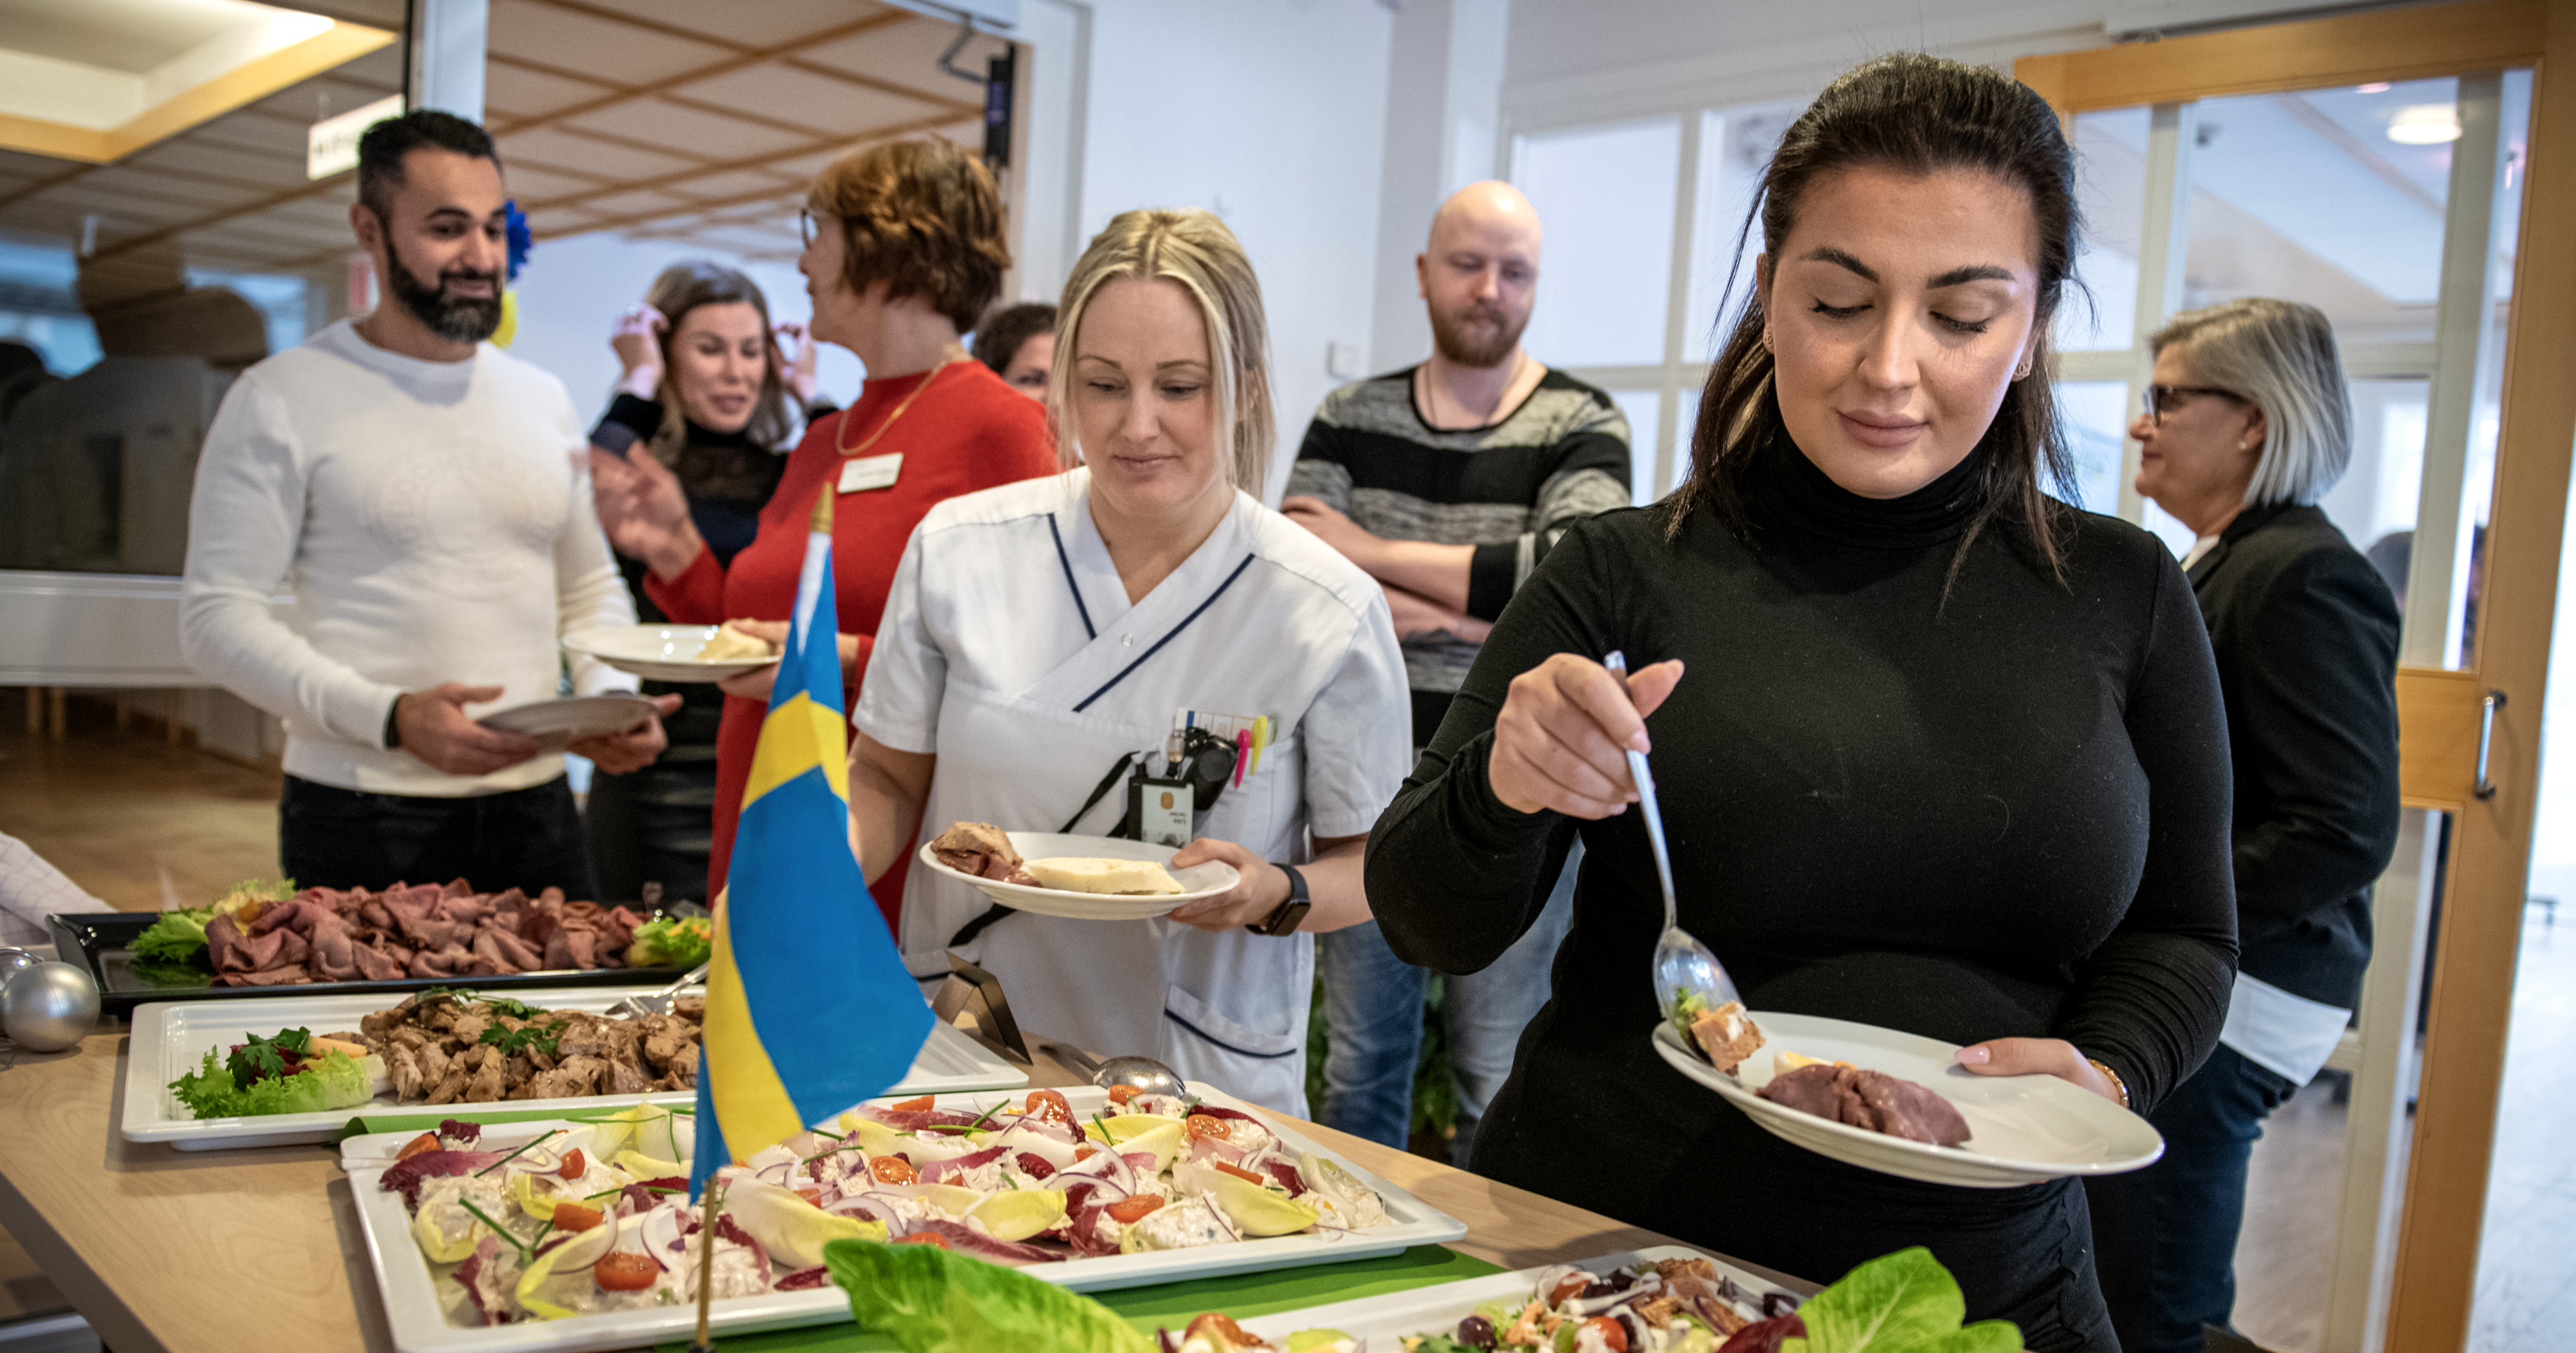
top-left (1247, 863), bottom-right (1310, 936)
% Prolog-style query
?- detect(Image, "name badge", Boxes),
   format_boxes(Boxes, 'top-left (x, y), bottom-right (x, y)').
top-left (838, 452), bottom-right (902, 494)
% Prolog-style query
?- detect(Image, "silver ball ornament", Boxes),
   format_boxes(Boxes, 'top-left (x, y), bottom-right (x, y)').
top-left (1, 961), bottom-right (101, 1053)
top-left (0, 948), bottom-right (39, 993)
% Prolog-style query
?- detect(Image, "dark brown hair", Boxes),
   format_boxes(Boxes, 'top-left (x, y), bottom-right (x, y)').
top-left (807, 138), bottom-right (1010, 332)
top-left (1670, 53), bottom-right (2083, 577)
top-left (972, 301), bottom-right (1057, 373)
top-left (642, 260), bottom-right (796, 459)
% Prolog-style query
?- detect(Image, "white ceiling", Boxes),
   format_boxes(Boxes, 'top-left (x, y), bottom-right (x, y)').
top-left (0, 0), bottom-right (280, 72)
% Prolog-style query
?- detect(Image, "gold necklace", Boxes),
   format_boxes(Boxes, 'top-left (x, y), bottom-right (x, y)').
top-left (836, 351), bottom-right (965, 458)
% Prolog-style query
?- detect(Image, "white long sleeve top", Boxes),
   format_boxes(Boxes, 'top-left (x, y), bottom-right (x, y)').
top-left (180, 320), bottom-right (637, 797)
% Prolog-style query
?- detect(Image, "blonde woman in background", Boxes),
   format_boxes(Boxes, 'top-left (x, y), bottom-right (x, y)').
top-left (846, 209), bottom-right (1410, 1113)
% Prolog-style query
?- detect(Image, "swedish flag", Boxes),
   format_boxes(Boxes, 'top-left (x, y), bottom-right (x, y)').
top-left (690, 493), bottom-right (932, 1194)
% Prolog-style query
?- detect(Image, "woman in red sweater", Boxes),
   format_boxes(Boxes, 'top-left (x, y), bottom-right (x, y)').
top-left (589, 138), bottom-right (1058, 917)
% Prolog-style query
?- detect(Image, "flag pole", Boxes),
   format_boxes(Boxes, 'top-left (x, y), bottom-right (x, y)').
top-left (690, 1181), bottom-right (720, 1352)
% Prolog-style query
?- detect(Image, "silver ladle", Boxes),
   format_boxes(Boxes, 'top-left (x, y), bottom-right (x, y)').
top-left (1602, 652), bottom-right (1742, 1025)
top-left (1045, 1042), bottom-right (1187, 1100)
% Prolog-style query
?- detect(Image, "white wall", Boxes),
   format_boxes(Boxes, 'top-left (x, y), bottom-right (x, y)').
top-left (1073, 0), bottom-right (1395, 505)
top-left (1367, 0), bottom-right (1511, 377)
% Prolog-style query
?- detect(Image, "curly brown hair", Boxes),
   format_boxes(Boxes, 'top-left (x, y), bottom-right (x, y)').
top-left (806, 137), bottom-right (1010, 332)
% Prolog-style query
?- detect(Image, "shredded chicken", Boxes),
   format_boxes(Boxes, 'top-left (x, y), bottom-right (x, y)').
top-left (361, 990), bottom-right (704, 1104)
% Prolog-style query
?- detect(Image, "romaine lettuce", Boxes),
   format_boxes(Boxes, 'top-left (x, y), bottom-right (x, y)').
top-left (626, 916), bottom-right (712, 969)
top-left (170, 1048), bottom-right (374, 1119)
top-left (1782, 1246), bottom-right (2020, 1353)
top-left (130, 908), bottom-right (214, 964)
top-left (824, 1237), bottom-right (1154, 1353)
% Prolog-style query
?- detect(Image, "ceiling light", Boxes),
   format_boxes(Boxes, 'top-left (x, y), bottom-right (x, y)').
top-left (2387, 105), bottom-right (2462, 144)
top-left (2357, 82), bottom-right (2392, 94)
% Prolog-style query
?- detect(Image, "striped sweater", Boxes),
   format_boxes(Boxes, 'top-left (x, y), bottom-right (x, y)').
top-left (1286, 365), bottom-right (1630, 695)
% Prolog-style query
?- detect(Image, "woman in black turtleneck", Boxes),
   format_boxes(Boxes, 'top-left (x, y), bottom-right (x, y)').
top-left (1364, 56), bottom-right (2235, 1353)
top-left (582, 260), bottom-right (806, 904)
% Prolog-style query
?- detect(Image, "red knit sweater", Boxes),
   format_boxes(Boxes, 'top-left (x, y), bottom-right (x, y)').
top-left (645, 359), bottom-right (1058, 924)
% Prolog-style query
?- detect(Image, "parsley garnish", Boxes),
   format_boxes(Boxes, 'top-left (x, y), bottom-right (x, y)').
top-left (479, 1020), bottom-right (567, 1057)
top-left (225, 1028), bottom-right (313, 1090)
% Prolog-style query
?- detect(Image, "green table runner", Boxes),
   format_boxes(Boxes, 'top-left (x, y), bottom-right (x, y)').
top-left (643, 1245), bottom-right (1503, 1351)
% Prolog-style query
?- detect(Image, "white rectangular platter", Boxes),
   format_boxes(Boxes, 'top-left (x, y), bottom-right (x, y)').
top-left (126, 985), bottom-right (1027, 1150)
top-left (341, 1083), bottom-right (1469, 1353)
top-left (1236, 1245), bottom-right (1803, 1344)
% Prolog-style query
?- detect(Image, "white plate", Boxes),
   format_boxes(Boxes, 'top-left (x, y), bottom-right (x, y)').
top-left (476, 694), bottom-right (663, 751)
top-left (1651, 1013), bottom-right (2164, 1188)
top-left (562, 624), bottom-right (774, 683)
top-left (1234, 1245), bottom-right (1804, 1344)
top-left (916, 831), bottom-right (1241, 921)
top-left (340, 1082), bottom-right (1469, 1353)
top-left (125, 985), bottom-right (1026, 1150)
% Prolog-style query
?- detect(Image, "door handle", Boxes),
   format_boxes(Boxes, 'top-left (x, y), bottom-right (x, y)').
top-left (2474, 689), bottom-right (2507, 800)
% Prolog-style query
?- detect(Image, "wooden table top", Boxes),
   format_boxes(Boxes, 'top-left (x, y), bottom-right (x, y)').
top-left (0, 1020), bottom-right (1807, 1353)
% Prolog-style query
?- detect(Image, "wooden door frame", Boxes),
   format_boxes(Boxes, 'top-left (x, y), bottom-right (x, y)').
top-left (2020, 3), bottom-right (2572, 1349)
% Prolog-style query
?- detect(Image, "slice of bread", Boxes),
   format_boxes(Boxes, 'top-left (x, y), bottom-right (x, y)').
top-left (1023, 857), bottom-right (1186, 896)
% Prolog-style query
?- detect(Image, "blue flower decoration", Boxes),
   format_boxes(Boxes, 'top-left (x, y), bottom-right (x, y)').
top-left (505, 201), bottom-right (533, 283)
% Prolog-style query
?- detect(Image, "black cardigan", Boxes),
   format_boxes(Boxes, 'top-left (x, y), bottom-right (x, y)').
top-left (2186, 502), bottom-right (2401, 1010)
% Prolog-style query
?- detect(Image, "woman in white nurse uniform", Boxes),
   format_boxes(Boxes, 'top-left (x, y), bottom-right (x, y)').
top-left (846, 208), bottom-right (1411, 1115)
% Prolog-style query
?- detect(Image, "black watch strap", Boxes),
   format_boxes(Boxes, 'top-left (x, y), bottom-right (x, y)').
top-left (1248, 862), bottom-right (1310, 937)
top-left (384, 696), bottom-right (403, 750)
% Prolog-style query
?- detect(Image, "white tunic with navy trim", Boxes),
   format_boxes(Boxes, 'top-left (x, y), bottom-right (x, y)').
top-left (853, 468), bottom-right (1411, 1115)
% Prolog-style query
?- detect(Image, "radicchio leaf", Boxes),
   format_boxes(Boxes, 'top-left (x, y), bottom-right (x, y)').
top-left (380, 1149), bottom-right (509, 1206)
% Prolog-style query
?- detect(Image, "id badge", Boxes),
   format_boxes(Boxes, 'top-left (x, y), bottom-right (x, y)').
top-left (1128, 772), bottom-right (1194, 848)
top-left (838, 452), bottom-right (902, 494)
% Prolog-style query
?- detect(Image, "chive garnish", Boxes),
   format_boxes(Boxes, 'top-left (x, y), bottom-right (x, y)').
top-left (474, 1128), bottom-right (562, 1177)
top-left (459, 1200), bottom-right (529, 1260)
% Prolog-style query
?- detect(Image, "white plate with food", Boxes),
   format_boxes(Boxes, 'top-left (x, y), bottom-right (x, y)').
top-left (917, 824), bottom-right (1240, 921)
top-left (339, 1082), bottom-right (1467, 1353)
top-left (561, 624), bottom-right (775, 683)
top-left (1224, 1245), bottom-right (1808, 1351)
top-left (1652, 1009), bottom-right (2164, 1188)
top-left (124, 985), bottom-right (1027, 1150)
top-left (476, 694), bottom-right (663, 750)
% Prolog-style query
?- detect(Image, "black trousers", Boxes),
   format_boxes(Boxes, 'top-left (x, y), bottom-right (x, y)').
top-left (280, 774), bottom-right (601, 900)
top-left (2084, 1042), bottom-right (2300, 1353)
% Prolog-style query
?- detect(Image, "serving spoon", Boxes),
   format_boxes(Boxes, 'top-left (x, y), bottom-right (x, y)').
top-left (1601, 652), bottom-right (1741, 1025)
top-left (608, 960), bottom-right (709, 1018)
top-left (1045, 1042), bottom-right (1188, 1100)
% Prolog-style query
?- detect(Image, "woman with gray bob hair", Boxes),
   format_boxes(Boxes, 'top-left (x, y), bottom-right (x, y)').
top-left (2090, 295), bottom-right (2403, 1353)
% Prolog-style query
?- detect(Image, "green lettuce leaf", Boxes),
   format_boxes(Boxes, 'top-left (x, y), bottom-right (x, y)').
top-left (130, 908), bottom-right (215, 964)
top-left (1782, 1247), bottom-right (2021, 1353)
top-left (169, 1048), bottom-right (374, 1120)
top-left (626, 916), bottom-right (711, 969)
top-left (823, 1238), bottom-right (1154, 1353)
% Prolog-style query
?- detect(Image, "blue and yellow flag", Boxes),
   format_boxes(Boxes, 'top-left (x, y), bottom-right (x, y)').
top-left (691, 493), bottom-right (932, 1194)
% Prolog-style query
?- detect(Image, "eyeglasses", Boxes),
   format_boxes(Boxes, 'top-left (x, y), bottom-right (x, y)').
top-left (2141, 384), bottom-right (2241, 426)
top-left (799, 209), bottom-right (818, 248)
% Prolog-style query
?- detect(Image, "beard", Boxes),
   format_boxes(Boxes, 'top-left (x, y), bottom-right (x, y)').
top-left (382, 233), bottom-right (502, 344)
top-left (1428, 298), bottom-right (1527, 368)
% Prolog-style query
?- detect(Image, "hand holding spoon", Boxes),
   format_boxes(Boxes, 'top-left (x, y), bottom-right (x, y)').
top-left (1601, 651), bottom-right (1742, 1025)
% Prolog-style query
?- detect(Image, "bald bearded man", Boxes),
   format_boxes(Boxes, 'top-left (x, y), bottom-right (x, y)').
top-left (1284, 181), bottom-right (1629, 1165)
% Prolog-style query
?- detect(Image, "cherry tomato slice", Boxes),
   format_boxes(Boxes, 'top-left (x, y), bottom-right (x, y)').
top-left (1186, 1114), bottom-right (1230, 1142)
top-left (1213, 1161), bottom-right (1266, 1185)
top-left (396, 1133), bottom-right (440, 1162)
top-left (1106, 1194), bottom-right (1165, 1224)
top-left (1549, 1274), bottom-right (1592, 1307)
top-left (592, 1252), bottom-right (659, 1292)
top-left (1107, 1084), bottom-right (1142, 1106)
top-left (1074, 1145), bottom-right (1098, 1162)
top-left (1024, 1089), bottom-right (1073, 1124)
top-left (794, 1188), bottom-right (823, 1206)
top-left (890, 1095), bottom-right (935, 1113)
top-left (893, 1231), bottom-right (950, 1248)
top-left (558, 1147), bottom-right (586, 1179)
top-left (869, 1155), bottom-right (918, 1185)
top-left (1582, 1316), bottom-right (1628, 1352)
top-left (550, 1201), bottom-right (604, 1232)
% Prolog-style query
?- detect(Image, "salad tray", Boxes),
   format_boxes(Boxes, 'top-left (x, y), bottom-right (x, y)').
top-left (1234, 1245), bottom-right (1806, 1345)
top-left (125, 985), bottom-right (1027, 1150)
top-left (49, 910), bottom-right (698, 1018)
top-left (340, 1084), bottom-right (1470, 1353)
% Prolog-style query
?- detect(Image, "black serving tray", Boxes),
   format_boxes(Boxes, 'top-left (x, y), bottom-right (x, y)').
top-left (48, 911), bottom-right (698, 1019)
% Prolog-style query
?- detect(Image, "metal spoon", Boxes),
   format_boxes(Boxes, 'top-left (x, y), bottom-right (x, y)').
top-left (608, 960), bottom-right (709, 1018)
top-left (1601, 652), bottom-right (1742, 1025)
top-left (1045, 1042), bottom-right (1188, 1100)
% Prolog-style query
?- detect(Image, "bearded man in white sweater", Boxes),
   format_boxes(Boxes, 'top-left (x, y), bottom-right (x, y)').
top-left (182, 110), bottom-right (677, 898)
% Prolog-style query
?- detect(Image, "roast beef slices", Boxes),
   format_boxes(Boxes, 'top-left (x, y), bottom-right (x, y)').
top-left (1757, 1063), bottom-right (1972, 1147)
top-left (930, 821), bottom-right (1029, 881)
